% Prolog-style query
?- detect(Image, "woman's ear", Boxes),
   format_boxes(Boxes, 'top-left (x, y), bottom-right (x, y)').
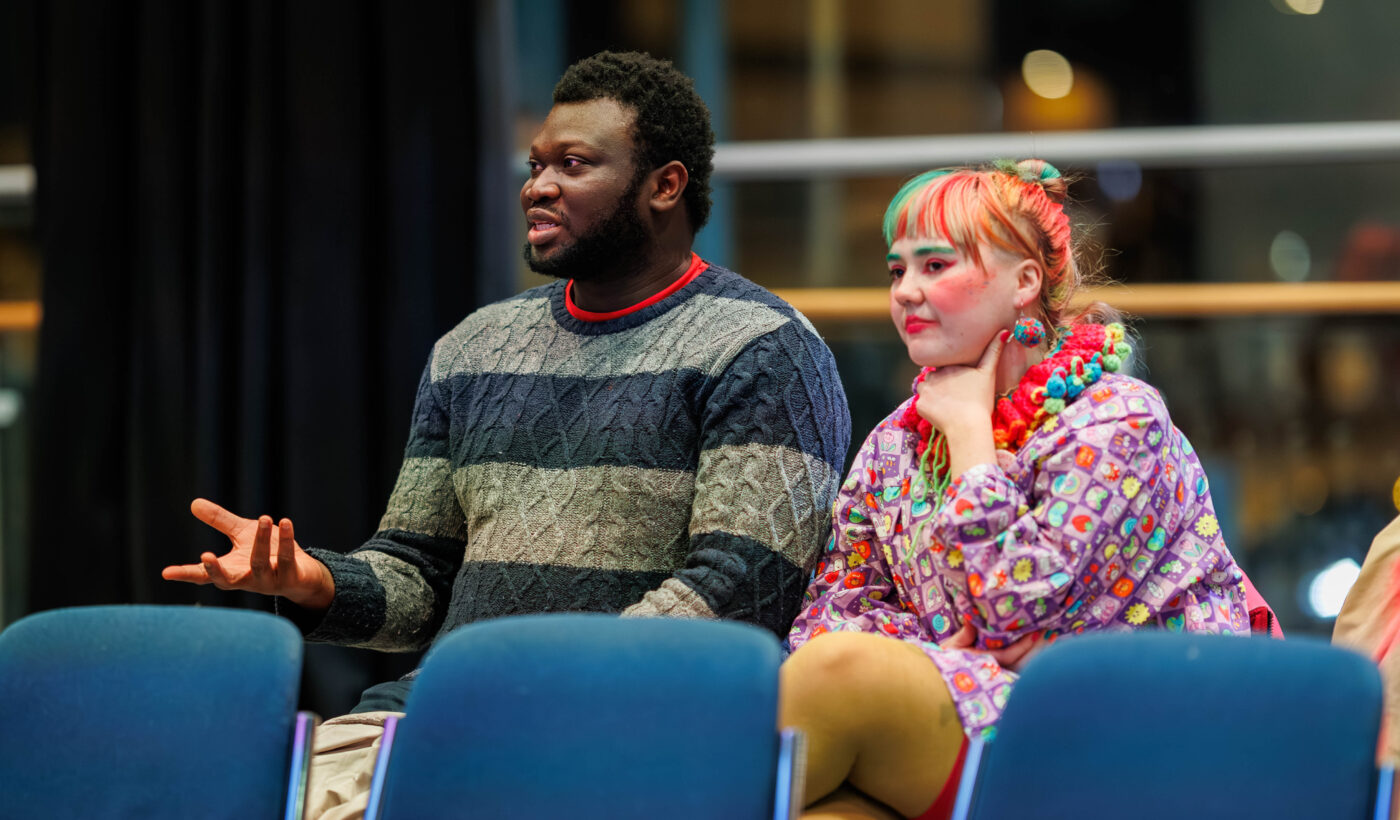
top-left (647, 160), bottom-right (689, 214)
top-left (1014, 259), bottom-right (1044, 309)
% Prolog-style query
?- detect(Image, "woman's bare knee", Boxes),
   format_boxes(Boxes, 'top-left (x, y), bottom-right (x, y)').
top-left (784, 633), bottom-right (894, 697)
top-left (781, 632), bottom-right (964, 817)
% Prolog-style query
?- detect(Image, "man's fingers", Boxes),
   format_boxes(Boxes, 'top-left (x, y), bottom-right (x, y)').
top-left (200, 552), bottom-right (233, 587)
top-left (191, 498), bottom-right (246, 538)
top-left (276, 518), bottom-right (296, 576)
top-left (161, 563), bottom-right (212, 584)
top-left (249, 515), bottom-right (274, 574)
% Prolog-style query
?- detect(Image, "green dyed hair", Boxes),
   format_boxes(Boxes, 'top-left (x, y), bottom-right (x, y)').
top-left (881, 159), bottom-right (1116, 330)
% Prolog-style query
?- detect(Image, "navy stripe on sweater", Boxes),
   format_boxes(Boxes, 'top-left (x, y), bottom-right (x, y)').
top-left (405, 319), bottom-right (848, 474)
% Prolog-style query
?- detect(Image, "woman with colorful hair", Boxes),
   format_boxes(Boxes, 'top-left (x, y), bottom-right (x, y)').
top-left (781, 160), bottom-right (1254, 820)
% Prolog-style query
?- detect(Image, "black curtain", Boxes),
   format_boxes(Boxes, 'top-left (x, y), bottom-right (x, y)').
top-left (30, 0), bottom-right (514, 715)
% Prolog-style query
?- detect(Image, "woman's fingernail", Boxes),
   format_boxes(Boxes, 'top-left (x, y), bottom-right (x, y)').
top-left (999, 329), bottom-right (1010, 342)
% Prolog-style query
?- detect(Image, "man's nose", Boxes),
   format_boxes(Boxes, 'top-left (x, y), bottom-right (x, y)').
top-left (523, 168), bottom-right (561, 204)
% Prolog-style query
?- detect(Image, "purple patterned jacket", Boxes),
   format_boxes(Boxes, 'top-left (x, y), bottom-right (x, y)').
top-left (787, 373), bottom-right (1250, 737)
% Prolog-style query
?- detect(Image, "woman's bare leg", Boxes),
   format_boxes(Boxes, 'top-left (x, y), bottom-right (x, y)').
top-left (801, 784), bottom-right (903, 820)
top-left (780, 632), bottom-right (966, 817)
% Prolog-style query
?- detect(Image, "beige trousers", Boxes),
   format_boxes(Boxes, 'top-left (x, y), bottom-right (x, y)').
top-left (304, 710), bottom-right (402, 820)
top-left (1333, 514), bottom-right (1400, 766)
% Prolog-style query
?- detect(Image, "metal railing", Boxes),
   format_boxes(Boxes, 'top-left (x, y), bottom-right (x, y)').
top-left (5, 120), bottom-right (1400, 327)
top-left (711, 120), bottom-right (1400, 180)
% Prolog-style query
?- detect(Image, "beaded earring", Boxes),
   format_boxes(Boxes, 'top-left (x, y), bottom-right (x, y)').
top-left (1012, 316), bottom-right (1046, 347)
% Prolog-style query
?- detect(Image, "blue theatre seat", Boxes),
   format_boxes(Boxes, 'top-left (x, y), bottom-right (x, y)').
top-left (0, 605), bottom-right (315, 820)
top-left (951, 632), bottom-right (1391, 820)
top-left (363, 614), bottom-right (801, 820)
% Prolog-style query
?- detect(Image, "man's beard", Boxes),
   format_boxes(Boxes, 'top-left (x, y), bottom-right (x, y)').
top-left (522, 177), bottom-right (651, 283)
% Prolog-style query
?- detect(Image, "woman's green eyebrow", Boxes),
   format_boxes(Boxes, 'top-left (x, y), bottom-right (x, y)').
top-left (915, 245), bottom-right (954, 255)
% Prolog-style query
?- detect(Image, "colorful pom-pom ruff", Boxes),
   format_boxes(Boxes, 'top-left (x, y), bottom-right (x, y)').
top-left (898, 323), bottom-right (1131, 516)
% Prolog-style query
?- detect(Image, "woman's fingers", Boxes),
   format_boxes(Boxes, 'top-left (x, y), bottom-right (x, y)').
top-left (979, 329), bottom-right (1010, 372)
top-left (939, 620), bottom-right (978, 650)
top-left (990, 632), bottom-right (1043, 671)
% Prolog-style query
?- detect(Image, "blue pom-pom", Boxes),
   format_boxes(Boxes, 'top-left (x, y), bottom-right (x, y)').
top-left (1046, 369), bottom-right (1067, 398)
top-left (1067, 376), bottom-right (1085, 399)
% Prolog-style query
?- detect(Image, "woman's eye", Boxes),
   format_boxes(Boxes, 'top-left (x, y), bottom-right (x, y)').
top-left (925, 259), bottom-right (946, 273)
top-left (888, 267), bottom-right (905, 281)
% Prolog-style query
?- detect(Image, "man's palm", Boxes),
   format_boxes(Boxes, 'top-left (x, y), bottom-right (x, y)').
top-left (161, 498), bottom-right (334, 609)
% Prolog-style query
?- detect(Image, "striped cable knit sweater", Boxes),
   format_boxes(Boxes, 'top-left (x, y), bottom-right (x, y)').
top-left (289, 256), bottom-right (851, 671)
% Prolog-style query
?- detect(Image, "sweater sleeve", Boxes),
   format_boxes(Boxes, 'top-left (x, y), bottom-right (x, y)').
top-left (926, 379), bottom-right (1218, 645)
top-left (282, 354), bottom-right (465, 652)
top-left (623, 320), bottom-right (851, 638)
top-left (787, 427), bottom-right (934, 649)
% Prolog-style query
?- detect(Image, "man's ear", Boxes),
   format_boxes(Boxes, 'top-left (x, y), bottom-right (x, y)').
top-left (646, 160), bottom-right (689, 214)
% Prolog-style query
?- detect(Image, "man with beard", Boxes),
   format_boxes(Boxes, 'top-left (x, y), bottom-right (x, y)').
top-left (163, 51), bottom-right (850, 818)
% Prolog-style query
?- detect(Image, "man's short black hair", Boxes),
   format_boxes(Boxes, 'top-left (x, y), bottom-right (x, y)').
top-left (553, 51), bottom-right (715, 233)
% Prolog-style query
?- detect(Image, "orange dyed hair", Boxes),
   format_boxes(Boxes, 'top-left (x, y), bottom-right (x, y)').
top-left (882, 159), bottom-right (1111, 330)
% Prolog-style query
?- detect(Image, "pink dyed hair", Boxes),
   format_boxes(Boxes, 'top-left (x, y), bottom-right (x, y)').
top-left (882, 159), bottom-right (1113, 330)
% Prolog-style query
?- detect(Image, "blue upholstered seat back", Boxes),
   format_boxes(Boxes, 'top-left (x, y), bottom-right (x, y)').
top-left (0, 605), bottom-right (304, 820)
top-left (963, 632), bottom-right (1384, 820)
top-left (378, 614), bottom-right (783, 820)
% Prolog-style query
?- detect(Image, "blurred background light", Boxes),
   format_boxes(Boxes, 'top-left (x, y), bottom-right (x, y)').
top-left (0, 388), bottom-right (20, 428)
top-left (1096, 160), bottom-right (1143, 201)
top-left (1269, 230), bottom-right (1312, 281)
top-left (1279, 0), bottom-right (1326, 15)
top-left (1289, 463), bottom-right (1329, 516)
top-left (1021, 49), bottom-right (1073, 99)
top-left (1304, 557), bottom-right (1361, 619)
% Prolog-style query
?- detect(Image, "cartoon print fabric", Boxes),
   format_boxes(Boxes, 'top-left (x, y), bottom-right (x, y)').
top-left (787, 372), bottom-right (1251, 738)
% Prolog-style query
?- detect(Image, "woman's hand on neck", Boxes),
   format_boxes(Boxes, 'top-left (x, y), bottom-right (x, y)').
top-left (994, 334), bottom-right (1045, 397)
top-left (915, 327), bottom-right (1046, 479)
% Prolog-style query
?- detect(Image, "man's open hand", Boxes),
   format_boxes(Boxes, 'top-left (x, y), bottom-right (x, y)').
top-left (161, 498), bottom-right (335, 610)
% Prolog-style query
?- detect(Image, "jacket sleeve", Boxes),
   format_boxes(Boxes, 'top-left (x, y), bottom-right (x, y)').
top-left (623, 321), bottom-right (851, 639)
top-left (282, 353), bottom-right (465, 652)
top-left (926, 380), bottom-right (1194, 644)
top-left (787, 425), bottom-right (934, 648)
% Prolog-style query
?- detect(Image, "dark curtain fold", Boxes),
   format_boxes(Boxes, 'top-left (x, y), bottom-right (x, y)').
top-left (31, 0), bottom-right (510, 715)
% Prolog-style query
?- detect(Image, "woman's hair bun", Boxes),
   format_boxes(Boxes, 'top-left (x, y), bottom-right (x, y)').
top-left (996, 158), bottom-right (1069, 203)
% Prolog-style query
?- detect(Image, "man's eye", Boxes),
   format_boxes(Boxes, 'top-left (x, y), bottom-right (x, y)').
top-left (564, 157), bottom-right (585, 168)
top-left (526, 160), bottom-right (541, 175)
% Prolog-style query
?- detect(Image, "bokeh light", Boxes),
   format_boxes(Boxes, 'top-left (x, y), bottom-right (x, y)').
top-left (1284, 0), bottom-right (1325, 15)
top-left (1269, 230), bottom-right (1311, 281)
top-left (1021, 50), bottom-right (1074, 100)
top-left (1096, 160), bottom-right (1143, 202)
top-left (1305, 557), bottom-right (1360, 619)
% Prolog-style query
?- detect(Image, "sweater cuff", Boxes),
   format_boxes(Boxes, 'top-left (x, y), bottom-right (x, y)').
top-left (291, 547), bottom-right (388, 645)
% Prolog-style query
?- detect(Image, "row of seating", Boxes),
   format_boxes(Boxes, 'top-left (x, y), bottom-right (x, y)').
top-left (0, 605), bottom-right (1391, 819)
